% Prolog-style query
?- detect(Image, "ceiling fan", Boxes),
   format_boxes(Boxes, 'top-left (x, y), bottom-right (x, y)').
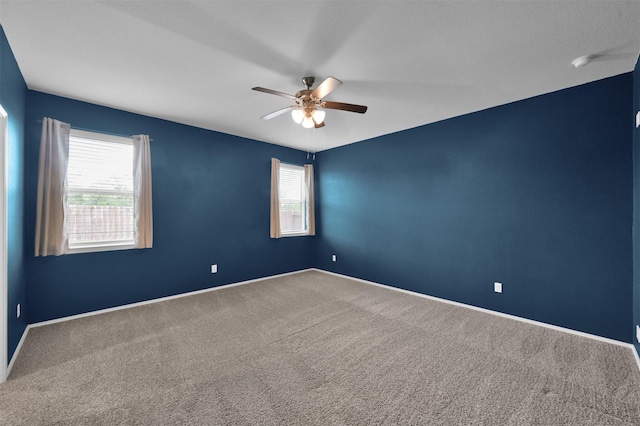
top-left (252, 76), bottom-right (367, 129)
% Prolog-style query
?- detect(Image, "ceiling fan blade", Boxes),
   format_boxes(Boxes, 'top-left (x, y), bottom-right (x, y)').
top-left (252, 87), bottom-right (298, 102)
top-left (312, 76), bottom-right (342, 100)
top-left (261, 106), bottom-right (296, 120)
top-left (323, 101), bottom-right (368, 114)
top-left (314, 119), bottom-right (325, 129)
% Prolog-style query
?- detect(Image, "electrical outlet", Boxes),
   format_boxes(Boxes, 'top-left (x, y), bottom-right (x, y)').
top-left (17, 304), bottom-right (20, 318)
top-left (211, 264), bottom-right (218, 274)
top-left (332, 254), bottom-right (337, 262)
top-left (494, 282), bottom-right (502, 293)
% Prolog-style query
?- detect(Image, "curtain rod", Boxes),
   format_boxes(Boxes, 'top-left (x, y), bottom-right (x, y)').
top-left (36, 119), bottom-right (153, 141)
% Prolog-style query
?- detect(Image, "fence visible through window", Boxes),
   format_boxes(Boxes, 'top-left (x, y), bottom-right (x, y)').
top-left (67, 204), bottom-right (134, 244)
top-left (279, 209), bottom-right (303, 233)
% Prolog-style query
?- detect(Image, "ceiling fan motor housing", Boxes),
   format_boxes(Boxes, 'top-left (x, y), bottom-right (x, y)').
top-left (294, 89), bottom-right (319, 112)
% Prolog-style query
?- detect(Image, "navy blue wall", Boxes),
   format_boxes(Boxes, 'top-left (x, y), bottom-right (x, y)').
top-left (24, 91), bottom-right (315, 323)
top-left (316, 74), bottom-right (633, 342)
top-left (0, 26), bottom-right (28, 362)
top-left (633, 56), bottom-right (640, 355)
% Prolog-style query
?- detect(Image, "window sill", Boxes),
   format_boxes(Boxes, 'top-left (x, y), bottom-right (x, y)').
top-left (67, 242), bottom-right (136, 255)
top-left (281, 232), bottom-right (313, 238)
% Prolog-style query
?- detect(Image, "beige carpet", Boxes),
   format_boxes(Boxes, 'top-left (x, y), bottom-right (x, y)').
top-left (1, 270), bottom-right (640, 425)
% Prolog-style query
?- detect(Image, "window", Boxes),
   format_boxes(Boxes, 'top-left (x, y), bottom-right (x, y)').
top-left (35, 118), bottom-right (152, 257)
top-left (66, 129), bottom-right (135, 251)
top-left (278, 163), bottom-right (312, 236)
top-left (269, 158), bottom-right (314, 239)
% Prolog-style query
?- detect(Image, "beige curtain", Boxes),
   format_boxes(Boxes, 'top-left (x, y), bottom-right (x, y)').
top-left (304, 164), bottom-right (315, 236)
top-left (270, 158), bottom-right (282, 238)
top-left (133, 135), bottom-right (153, 248)
top-left (35, 118), bottom-right (71, 256)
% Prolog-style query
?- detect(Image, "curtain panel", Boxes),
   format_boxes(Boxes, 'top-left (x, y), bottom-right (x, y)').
top-left (35, 118), bottom-right (71, 256)
top-left (304, 164), bottom-right (315, 236)
top-left (270, 158), bottom-right (282, 238)
top-left (133, 135), bottom-right (153, 248)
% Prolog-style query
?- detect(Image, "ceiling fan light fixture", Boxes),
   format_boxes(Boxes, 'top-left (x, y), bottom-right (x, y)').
top-left (312, 109), bottom-right (325, 124)
top-left (301, 116), bottom-right (315, 128)
top-left (291, 109), bottom-right (304, 124)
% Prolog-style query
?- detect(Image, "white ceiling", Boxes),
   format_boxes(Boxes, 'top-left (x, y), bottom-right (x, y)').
top-left (1, 1), bottom-right (639, 152)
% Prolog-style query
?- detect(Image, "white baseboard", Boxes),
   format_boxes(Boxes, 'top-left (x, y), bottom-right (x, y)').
top-left (11, 267), bottom-right (640, 376)
top-left (7, 325), bottom-right (29, 378)
top-left (5, 269), bottom-right (313, 375)
top-left (29, 269), bottom-right (313, 329)
top-left (312, 269), bottom-right (639, 363)
top-left (633, 345), bottom-right (640, 373)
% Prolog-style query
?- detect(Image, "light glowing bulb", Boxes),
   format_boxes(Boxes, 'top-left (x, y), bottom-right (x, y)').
top-left (312, 109), bottom-right (325, 124)
top-left (291, 109), bottom-right (304, 124)
top-left (302, 116), bottom-right (314, 128)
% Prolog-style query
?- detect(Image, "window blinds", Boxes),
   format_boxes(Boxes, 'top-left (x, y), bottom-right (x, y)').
top-left (67, 136), bottom-right (133, 194)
